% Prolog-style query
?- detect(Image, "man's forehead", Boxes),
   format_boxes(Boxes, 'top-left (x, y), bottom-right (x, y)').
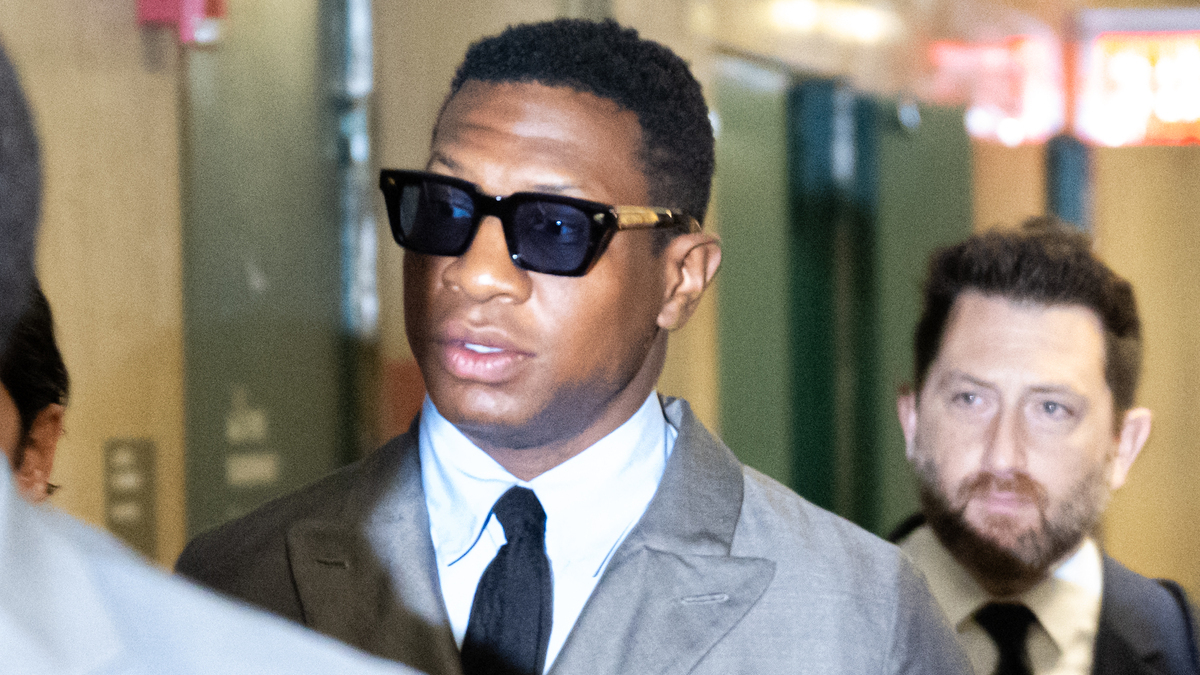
top-left (434, 81), bottom-right (640, 154)
top-left (428, 80), bottom-right (647, 205)
top-left (445, 80), bottom-right (631, 130)
top-left (930, 291), bottom-right (1109, 387)
top-left (943, 291), bottom-right (1106, 342)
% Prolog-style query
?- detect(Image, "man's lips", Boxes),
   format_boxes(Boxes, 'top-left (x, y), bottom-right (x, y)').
top-left (958, 472), bottom-right (1045, 519)
top-left (969, 489), bottom-right (1038, 518)
top-left (438, 334), bottom-right (533, 383)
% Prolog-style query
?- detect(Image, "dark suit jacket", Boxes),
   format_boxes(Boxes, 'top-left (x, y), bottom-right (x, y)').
top-left (890, 514), bottom-right (1200, 675)
top-left (178, 398), bottom-right (969, 674)
top-left (1095, 555), bottom-right (1199, 675)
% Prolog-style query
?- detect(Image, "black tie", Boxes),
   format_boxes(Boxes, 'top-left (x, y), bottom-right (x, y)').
top-left (975, 602), bottom-right (1037, 675)
top-left (461, 487), bottom-right (553, 675)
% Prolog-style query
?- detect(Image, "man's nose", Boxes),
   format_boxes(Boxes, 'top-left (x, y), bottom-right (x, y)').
top-left (441, 216), bottom-right (532, 303)
top-left (981, 406), bottom-right (1027, 474)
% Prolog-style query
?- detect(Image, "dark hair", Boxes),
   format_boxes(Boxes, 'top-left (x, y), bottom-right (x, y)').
top-left (443, 18), bottom-right (714, 225)
top-left (913, 217), bottom-right (1142, 413)
top-left (0, 42), bottom-right (41, 349)
top-left (1, 281), bottom-right (68, 469)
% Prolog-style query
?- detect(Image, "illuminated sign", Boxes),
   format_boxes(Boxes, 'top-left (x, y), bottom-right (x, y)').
top-left (1077, 32), bottom-right (1200, 146)
top-left (927, 37), bottom-right (1064, 146)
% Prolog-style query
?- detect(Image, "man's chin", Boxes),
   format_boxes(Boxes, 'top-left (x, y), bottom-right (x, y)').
top-left (962, 506), bottom-right (1039, 549)
top-left (933, 512), bottom-right (1048, 592)
top-left (433, 390), bottom-right (594, 452)
top-left (919, 485), bottom-right (1066, 594)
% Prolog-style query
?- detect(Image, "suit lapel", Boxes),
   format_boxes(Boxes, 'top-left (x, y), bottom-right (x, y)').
top-left (550, 398), bottom-right (776, 675)
top-left (287, 432), bottom-right (463, 675)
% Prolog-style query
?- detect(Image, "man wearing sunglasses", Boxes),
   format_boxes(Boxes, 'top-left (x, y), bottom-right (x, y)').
top-left (178, 18), bottom-right (966, 675)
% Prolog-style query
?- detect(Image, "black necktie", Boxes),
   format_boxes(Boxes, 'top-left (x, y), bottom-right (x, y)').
top-left (975, 602), bottom-right (1037, 675)
top-left (461, 487), bottom-right (553, 675)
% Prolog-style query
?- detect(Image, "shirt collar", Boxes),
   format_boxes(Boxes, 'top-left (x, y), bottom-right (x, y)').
top-left (902, 526), bottom-right (991, 631)
top-left (901, 525), bottom-right (1103, 654)
top-left (420, 392), bottom-right (674, 566)
top-left (1023, 538), bottom-right (1103, 653)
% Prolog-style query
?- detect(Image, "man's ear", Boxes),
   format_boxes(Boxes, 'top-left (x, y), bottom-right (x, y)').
top-left (1108, 407), bottom-right (1151, 491)
top-left (657, 232), bottom-right (722, 331)
top-left (897, 385), bottom-right (919, 462)
top-left (15, 403), bottom-right (63, 503)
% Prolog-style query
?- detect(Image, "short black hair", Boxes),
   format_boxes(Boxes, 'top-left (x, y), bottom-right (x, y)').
top-left (443, 18), bottom-right (714, 224)
top-left (1, 281), bottom-right (68, 469)
top-left (913, 217), bottom-right (1142, 414)
top-left (0, 42), bottom-right (40, 349)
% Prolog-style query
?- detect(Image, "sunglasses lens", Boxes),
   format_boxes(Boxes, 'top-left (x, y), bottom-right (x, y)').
top-left (397, 180), bottom-right (475, 255)
top-left (512, 201), bottom-right (594, 274)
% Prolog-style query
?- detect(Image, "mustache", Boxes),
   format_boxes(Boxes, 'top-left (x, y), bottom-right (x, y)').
top-left (954, 471), bottom-right (1048, 511)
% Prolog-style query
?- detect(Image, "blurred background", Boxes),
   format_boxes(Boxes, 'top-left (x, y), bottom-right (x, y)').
top-left (1, 0), bottom-right (1197, 597)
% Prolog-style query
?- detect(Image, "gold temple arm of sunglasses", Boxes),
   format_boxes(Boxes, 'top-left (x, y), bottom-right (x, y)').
top-left (609, 206), bottom-right (701, 234)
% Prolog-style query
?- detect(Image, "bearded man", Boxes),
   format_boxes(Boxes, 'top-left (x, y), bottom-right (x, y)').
top-left (892, 218), bottom-right (1199, 675)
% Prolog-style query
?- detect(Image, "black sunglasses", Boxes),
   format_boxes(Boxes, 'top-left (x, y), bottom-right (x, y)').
top-left (379, 169), bottom-right (700, 276)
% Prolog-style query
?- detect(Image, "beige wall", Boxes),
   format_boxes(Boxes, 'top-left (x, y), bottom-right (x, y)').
top-left (972, 141), bottom-right (1045, 232)
top-left (1092, 147), bottom-right (1200, 597)
top-left (0, 5), bottom-right (186, 565)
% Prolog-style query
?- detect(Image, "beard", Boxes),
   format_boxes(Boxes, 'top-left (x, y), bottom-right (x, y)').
top-left (914, 454), bottom-right (1111, 595)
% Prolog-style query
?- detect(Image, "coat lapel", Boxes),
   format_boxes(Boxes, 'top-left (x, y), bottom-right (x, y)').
top-left (287, 432), bottom-right (463, 675)
top-left (550, 398), bottom-right (776, 675)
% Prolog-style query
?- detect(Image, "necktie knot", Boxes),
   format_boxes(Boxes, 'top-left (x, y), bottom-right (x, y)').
top-left (975, 602), bottom-right (1037, 675)
top-left (492, 486), bottom-right (546, 538)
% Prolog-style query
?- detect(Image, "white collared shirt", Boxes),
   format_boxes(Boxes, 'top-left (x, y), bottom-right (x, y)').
top-left (901, 525), bottom-right (1104, 675)
top-left (420, 391), bottom-right (677, 672)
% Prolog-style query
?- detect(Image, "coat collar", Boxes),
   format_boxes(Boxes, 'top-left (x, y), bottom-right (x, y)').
top-left (287, 398), bottom-right (776, 675)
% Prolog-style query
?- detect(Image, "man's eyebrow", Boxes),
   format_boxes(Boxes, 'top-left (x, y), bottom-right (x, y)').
top-left (938, 371), bottom-right (1084, 398)
top-left (1027, 384), bottom-right (1084, 398)
top-left (423, 155), bottom-right (580, 196)
top-left (527, 183), bottom-right (580, 196)
top-left (936, 371), bottom-right (994, 389)
top-left (426, 153), bottom-right (460, 172)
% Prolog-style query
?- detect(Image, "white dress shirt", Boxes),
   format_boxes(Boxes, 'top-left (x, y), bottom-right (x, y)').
top-left (419, 391), bottom-right (677, 672)
top-left (901, 525), bottom-right (1104, 675)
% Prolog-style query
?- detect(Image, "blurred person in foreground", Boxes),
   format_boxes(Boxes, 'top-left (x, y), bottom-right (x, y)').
top-left (177, 18), bottom-right (967, 675)
top-left (0, 38), bottom-right (421, 675)
top-left (892, 218), bottom-right (1199, 675)
top-left (0, 281), bottom-right (66, 503)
